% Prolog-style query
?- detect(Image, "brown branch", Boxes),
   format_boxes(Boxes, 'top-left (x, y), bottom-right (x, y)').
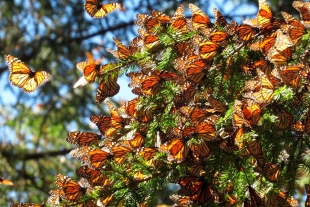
top-left (23, 148), bottom-right (72, 160)
top-left (1, 147), bottom-right (73, 161)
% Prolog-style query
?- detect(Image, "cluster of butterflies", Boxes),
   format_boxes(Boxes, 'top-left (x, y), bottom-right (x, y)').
top-left (9, 0), bottom-right (310, 206)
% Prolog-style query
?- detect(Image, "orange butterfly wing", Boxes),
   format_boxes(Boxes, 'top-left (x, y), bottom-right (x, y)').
top-left (96, 76), bottom-right (120, 104)
top-left (67, 131), bottom-right (102, 147)
top-left (90, 115), bottom-right (112, 135)
top-left (236, 24), bottom-right (259, 42)
top-left (55, 174), bottom-right (86, 202)
top-left (189, 3), bottom-right (212, 29)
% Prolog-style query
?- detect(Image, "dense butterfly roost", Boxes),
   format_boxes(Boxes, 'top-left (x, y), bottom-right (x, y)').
top-left (11, 0), bottom-right (310, 207)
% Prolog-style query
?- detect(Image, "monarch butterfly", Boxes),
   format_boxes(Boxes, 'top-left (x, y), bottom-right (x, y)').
top-left (138, 147), bottom-right (158, 161)
top-left (96, 76), bottom-right (120, 104)
top-left (209, 31), bottom-right (230, 47)
top-left (277, 65), bottom-right (302, 88)
top-left (141, 71), bottom-right (180, 95)
top-left (257, 0), bottom-right (277, 30)
top-left (178, 176), bottom-right (215, 204)
top-left (274, 29), bottom-right (295, 51)
top-left (141, 76), bottom-right (161, 95)
top-left (138, 28), bottom-right (160, 50)
top-left (55, 174), bottom-right (87, 202)
top-left (128, 36), bottom-right (143, 54)
top-left (293, 1), bottom-right (310, 28)
top-left (170, 194), bottom-right (193, 206)
top-left (197, 39), bottom-right (221, 61)
top-left (187, 107), bottom-right (213, 124)
top-left (174, 82), bottom-right (197, 107)
top-left (287, 25), bottom-right (305, 45)
top-left (171, 5), bottom-right (188, 34)
top-left (248, 186), bottom-right (265, 207)
top-left (111, 145), bottom-right (133, 164)
top-left (282, 11), bottom-right (304, 29)
top-left (175, 40), bottom-right (194, 56)
top-left (122, 131), bottom-right (144, 150)
top-left (10, 204), bottom-right (44, 207)
top-left (105, 101), bottom-right (129, 137)
top-left (174, 55), bottom-right (210, 83)
top-left (76, 61), bottom-right (102, 83)
top-left (191, 140), bottom-right (211, 160)
top-left (84, 1), bottom-right (121, 18)
top-left (267, 30), bottom-right (294, 65)
top-left (220, 135), bottom-right (240, 154)
top-left (268, 48), bottom-right (292, 66)
top-left (233, 100), bottom-right (250, 128)
top-left (87, 148), bottom-right (113, 169)
top-left (251, 60), bottom-right (272, 74)
top-left (188, 3), bottom-right (212, 30)
top-left (255, 162), bottom-right (281, 182)
top-left (235, 24), bottom-right (259, 42)
top-left (90, 115), bottom-right (112, 135)
top-left (186, 157), bottom-right (207, 176)
top-left (120, 98), bottom-right (139, 116)
top-left (274, 109), bottom-right (293, 130)
top-left (106, 37), bottom-right (132, 59)
top-left (281, 12), bottom-right (305, 44)
top-left (195, 122), bottom-right (216, 141)
top-left (241, 99), bottom-right (262, 126)
top-left (305, 184), bottom-right (310, 207)
top-left (135, 106), bottom-right (154, 123)
top-left (76, 165), bottom-right (110, 186)
top-left (213, 8), bottom-right (228, 28)
top-left (0, 177), bottom-right (13, 186)
top-left (66, 131), bottom-right (102, 147)
top-left (246, 139), bottom-right (264, 167)
top-left (161, 139), bottom-right (190, 162)
top-left (226, 19), bottom-right (238, 36)
top-left (245, 69), bottom-right (275, 104)
top-left (4, 55), bottom-right (51, 93)
top-left (257, 34), bottom-right (276, 55)
top-left (135, 11), bottom-right (170, 34)
top-left (208, 96), bottom-right (227, 113)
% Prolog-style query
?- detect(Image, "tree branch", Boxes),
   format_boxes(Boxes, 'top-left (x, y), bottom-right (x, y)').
top-left (23, 148), bottom-right (72, 160)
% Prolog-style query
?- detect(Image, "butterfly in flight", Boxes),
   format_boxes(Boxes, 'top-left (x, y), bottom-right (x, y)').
top-left (0, 177), bottom-right (13, 186)
top-left (4, 55), bottom-right (51, 93)
top-left (84, 1), bottom-right (121, 18)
